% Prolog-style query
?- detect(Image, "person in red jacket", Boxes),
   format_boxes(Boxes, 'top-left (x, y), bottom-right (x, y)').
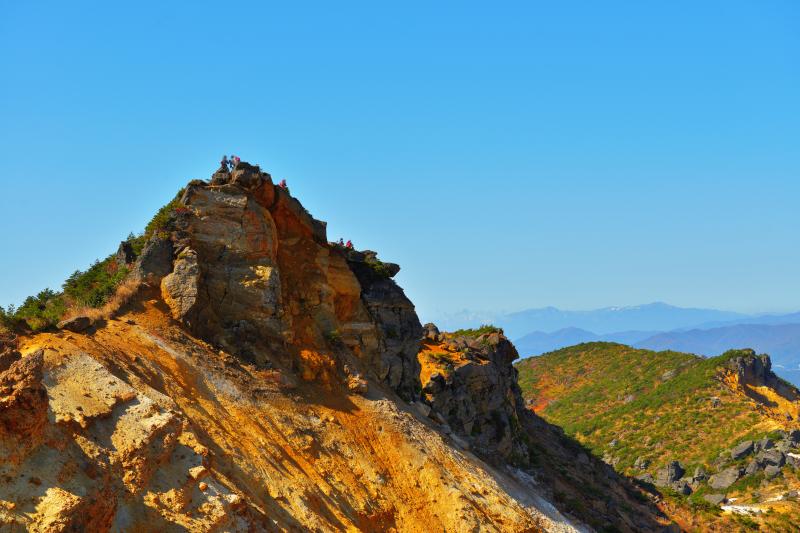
top-left (345, 240), bottom-right (353, 249)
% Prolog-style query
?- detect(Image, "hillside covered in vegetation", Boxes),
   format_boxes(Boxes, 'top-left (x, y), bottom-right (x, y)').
top-left (516, 342), bottom-right (800, 531)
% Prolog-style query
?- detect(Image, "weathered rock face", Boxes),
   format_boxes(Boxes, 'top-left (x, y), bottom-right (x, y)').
top-left (417, 328), bottom-right (529, 463)
top-left (153, 162), bottom-right (422, 399)
top-left (0, 346), bottom-right (259, 531)
top-left (346, 250), bottom-right (422, 401)
top-left (0, 350), bottom-right (48, 464)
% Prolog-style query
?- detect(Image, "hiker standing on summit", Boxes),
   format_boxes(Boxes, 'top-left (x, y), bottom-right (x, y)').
top-left (220, 155), bottom-right (229, 170)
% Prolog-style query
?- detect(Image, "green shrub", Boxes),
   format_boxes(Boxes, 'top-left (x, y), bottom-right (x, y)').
top-left (12, 289), bottom-right (67, 331)
top-left (451, 324), bottom-right (502, 337)
top-left (63, 257), bottom-right (129, 308)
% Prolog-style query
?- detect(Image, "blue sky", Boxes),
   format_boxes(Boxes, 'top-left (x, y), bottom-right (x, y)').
top-left (1, 1), bottom-right (798, 322)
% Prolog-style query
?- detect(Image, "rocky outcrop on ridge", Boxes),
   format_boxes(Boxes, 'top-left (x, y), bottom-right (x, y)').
top-left (134, 161), bottom-right (422, 401)
top-left (416, 324), bottom-right (672, 531)
top-left (417, 324), bottom-right (529, 463)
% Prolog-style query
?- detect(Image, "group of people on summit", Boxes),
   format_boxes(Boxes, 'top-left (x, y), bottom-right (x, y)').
top-left (221, 154), bottom-right (289, 191)
top-left (220, 154), bottom-right (240, 170)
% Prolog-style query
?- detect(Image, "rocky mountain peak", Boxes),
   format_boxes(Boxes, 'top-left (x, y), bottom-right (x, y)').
top-left (132, 161), bottom-right (423, 400)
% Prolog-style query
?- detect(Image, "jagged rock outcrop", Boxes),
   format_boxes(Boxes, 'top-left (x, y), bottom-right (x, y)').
top-left (142, 161), bottom-right (422, 400)
top-left (346, 250), bottom-right (421, 401)
top-left (417, 327), bottom-right (529, 463)
top-left (0, 346), bottom-right (259, 531)
top-left (725, 349), bottom-right (800, 401)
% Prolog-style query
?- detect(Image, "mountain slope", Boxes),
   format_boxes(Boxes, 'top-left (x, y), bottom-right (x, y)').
top-left (516, 343), bottom-right (800, 531)
top-left (0, 161), bottom-right (673, 532)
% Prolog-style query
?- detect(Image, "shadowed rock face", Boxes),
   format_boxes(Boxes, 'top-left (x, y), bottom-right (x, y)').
top-left (418, 328), bottom-right (528, 463)
top-left (150, 162), bottom-right (422, 399)
top-left (346, 251), bottom-right (422, 401)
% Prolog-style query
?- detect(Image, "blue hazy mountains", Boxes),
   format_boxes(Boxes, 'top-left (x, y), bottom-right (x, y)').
top-left (435, 302), bottom-right (746, 340)
top-left (434, 303), bottom-right (800, 385)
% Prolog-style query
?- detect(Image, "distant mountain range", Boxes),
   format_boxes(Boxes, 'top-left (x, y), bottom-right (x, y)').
top-left (636, 323), bottom-right (800, 382)
top-left (433, 303), bottom-right (800, 385)
top-left (435, 302), bottom-right (759, 339)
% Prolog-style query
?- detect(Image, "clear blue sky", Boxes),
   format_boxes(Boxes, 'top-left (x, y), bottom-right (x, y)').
top-left (1, 1), bottom-right (798, 322)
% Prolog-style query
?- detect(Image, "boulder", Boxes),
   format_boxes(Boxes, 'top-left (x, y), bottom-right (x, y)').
top-left (757, 449), bottom-right (785, 467)
top-left (692, 466), bottom-right (708, 481)
top-left (210, 166), bottom-right (230, 185)
top-left (633, 456), bottom-right (651, 470)
top-left (422, 323), bottom-right (441, 342)
top-left (708, 466), bottom-right (742, 490)
top-left (731, 440), bottom-right (754, 460)
top-left (229, 162), bottom-right (265, 189)
top-left (670, 481), bottom-right (692, 495)
top-left (57, 315), bottom-right (91, 333)
top-left (744, 460), bottom-right (761, 476)
top-left (703, 494), bottom-right (727, 506)
top-left (764, 464), bottom-right (782, 480)
top-left (161, 249), bottom-right (200, 323)
top-left (756, 438), bottom-right (773, 452)
top-left (655, 461), bottom-right (684, 486)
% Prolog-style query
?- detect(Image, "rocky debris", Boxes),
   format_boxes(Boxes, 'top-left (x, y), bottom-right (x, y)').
top-left (671, 481), bottom-right (692, 495)
top-left (708, 466), bottom-right (742, 490)
top-left (346, 251), bottom-right (422, 401)
top-left (655, 461), bottom-right (684, 486)
top-left (757, 448), bottom-right (785, 467)
top-left (755, 437), bottom-right (774, 452)
top-left (417, 327), bottom-right (530, 464)
top-left (703, 494), bottom-right (727, 506)
top-left (57, 315), bottom-right (91, 333)
top-left (116, 240), bottom-right (136, 266)
top-left (633, 456), bottom-right (651, 470)
top-left (764, 464), bottom-right (782, 479)
top-left (709, 396), bottom-right (721, 407)
top-left (731, 440), bottom-right (754, 460)
top-left (745, 460), bottom-right (760, 475)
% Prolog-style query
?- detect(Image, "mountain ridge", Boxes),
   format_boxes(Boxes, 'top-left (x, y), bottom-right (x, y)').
top-left (516, 342), bottom-right (800, 530)
top-left (0, 160), bottom-right (674, 532)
